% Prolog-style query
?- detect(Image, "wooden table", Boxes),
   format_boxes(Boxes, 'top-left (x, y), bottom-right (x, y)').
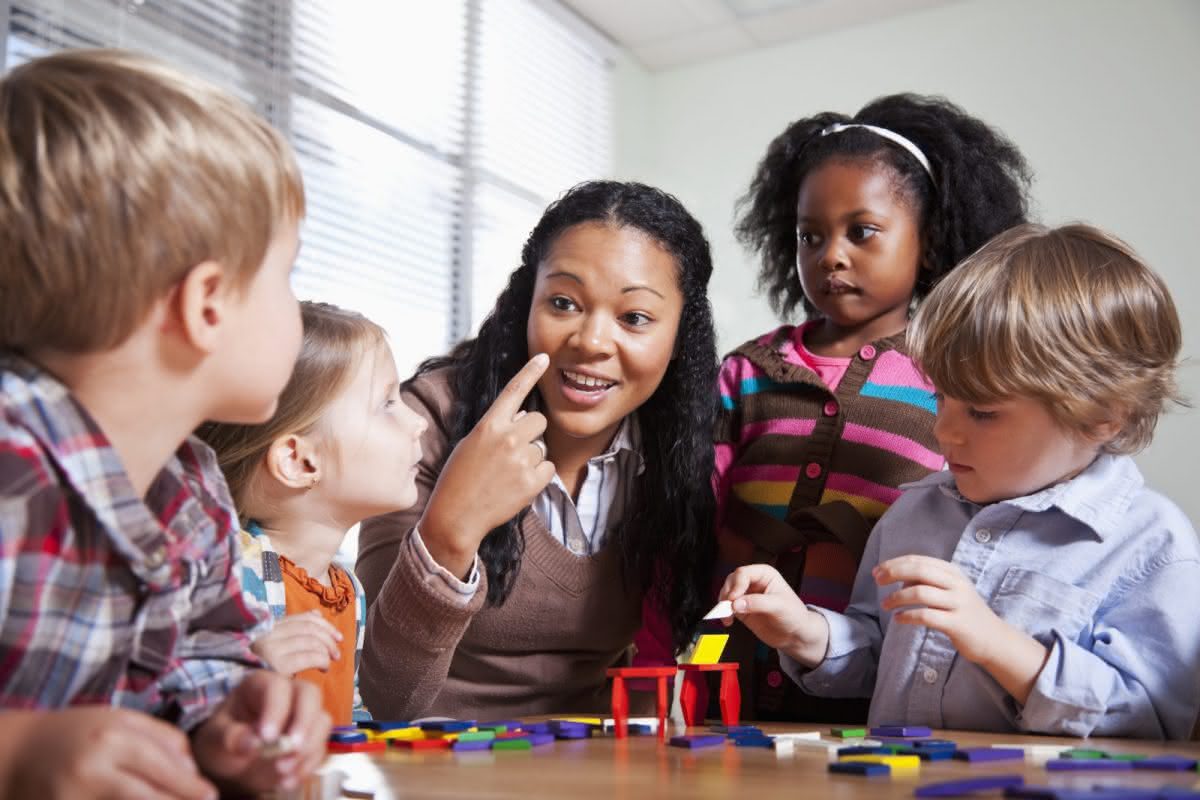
top-left (321, 723), bottom-right (1200, 799)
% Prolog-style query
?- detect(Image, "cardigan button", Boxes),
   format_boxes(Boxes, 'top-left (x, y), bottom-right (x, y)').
top-left (858, 344), bottom-right (877, 361)
top-left (823, 400), bottom-right (839, 417)
top-left (805, 462), bottom-right (822, 480)
top-left (767, 670), bottom-right (784, 688)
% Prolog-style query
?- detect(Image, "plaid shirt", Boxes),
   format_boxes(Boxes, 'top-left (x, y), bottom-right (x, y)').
top-left (0, 354), bottom-right (268, 730)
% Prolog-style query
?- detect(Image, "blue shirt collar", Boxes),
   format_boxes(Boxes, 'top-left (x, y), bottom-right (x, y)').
top-left (933, 454), bottom-right (1142, 541)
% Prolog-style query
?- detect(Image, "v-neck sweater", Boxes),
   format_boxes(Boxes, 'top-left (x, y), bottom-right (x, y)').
top-left (356, 368), bottom-right (644, 720)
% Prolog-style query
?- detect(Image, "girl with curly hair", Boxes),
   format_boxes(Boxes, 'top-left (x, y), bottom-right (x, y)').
top-left (355, 180), bottom-right (719, 719)
top-left (716, 93), bottom-right (1032, 722)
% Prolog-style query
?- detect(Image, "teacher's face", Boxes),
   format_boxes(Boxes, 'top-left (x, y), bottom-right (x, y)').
top-left (526, 221), bottom-right (683, 452)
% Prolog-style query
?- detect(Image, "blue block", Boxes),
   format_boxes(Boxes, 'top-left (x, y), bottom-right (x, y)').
top-left (1045, 759), bottom-right (1133, 771)
top-left (1130, 754), bottom-right (1198, 771)
top-left (914, 739), bottom-right (959, 750)
top-left (838, 746), bottom-right (893, 756)
top-left (357, 720), bottom-right (413, 731)
top-left (733, 736), bottom-right (774, 748)
top-left (553, 727), bottom-right (591, 740)
top-left (897, 746), bottom-right (954, 762)
top-left (915, 774), bottom-right (1024, 797)
top-left (710, 725), bottom-right (762, 736)
top-left (420, 720), bottom-right (476, 732)
top-left (871, 725), bottom-right (932, 738)
top-left (829, 762), bottom-right (890, 776)
top-left (628, 723), bottom-right (655, 736)
top-left (329, 730), bottom-right (368, 743)
top-left (955, 747), bottom-right (1024, 763)
top-left (452, 739), bottom-right (493, 752)
top-left (669, 734), bottom-right (725, 749)
top-left (522, 722), bottom-right (553, 735)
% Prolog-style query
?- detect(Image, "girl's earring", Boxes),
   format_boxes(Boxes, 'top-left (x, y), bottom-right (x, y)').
top-left (307, 475), bottom-right (320, 490)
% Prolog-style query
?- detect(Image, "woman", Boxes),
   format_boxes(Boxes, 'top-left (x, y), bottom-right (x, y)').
top-left (356, 181), bottom-right (719, 719)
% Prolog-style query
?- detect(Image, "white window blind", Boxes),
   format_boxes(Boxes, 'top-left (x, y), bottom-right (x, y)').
top-left (3, 0), bottom-right (614, 377)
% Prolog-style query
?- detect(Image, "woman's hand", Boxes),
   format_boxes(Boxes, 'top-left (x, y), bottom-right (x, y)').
top-left (419, 353), bottom-right (556, 578)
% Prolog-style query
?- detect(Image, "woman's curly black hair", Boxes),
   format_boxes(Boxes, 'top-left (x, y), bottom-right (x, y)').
top-left (414, 180), bottom-right (719, 654)
top-left (735, 93), bottom-right (1033, 320)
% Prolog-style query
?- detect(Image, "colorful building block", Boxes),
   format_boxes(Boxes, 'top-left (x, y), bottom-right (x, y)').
top-left (954, 747), bottom-right (1024, 763)
top-left (870, 725), bottom-right (932, 737)
top-left (686, 634), bottom-right (730, 665)
top-left (391, 738), bottom-right (451, 751)
top-left (829, 761), bottom-right (890, 776)
top-left (840, 754), bottom-right (920, 771)
top-left (831, 727), bottom-right (869, 738)
top-left (669, 734), bottom-right (725, 749)
top-left (1045, 758), bottom-right (1133, 771)
top-left (327, 740), bottom-right (387, 754)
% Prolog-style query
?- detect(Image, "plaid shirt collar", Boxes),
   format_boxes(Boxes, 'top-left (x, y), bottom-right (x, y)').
top-left (1, 353), bottom-right (223, 590)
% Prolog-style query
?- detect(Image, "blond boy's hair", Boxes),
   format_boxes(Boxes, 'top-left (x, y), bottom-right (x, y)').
top-left (908, 223), bottom-right (1183, 455)
top-left (197, 301), bottom-right (387, 521)
top-left (0, 48), bottom-right (305, 353)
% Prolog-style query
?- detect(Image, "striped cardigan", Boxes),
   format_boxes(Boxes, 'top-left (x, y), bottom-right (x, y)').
top-left (239, 522), bottom-right (369, 720)
top-left (715, 325), bottom-right (943, 720)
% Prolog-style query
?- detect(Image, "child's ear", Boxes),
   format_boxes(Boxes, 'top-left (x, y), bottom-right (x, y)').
top-left (266, 434), bottom-right (322, 490)
top-left (171, 260), bottom-right (231, 354)
top-left (1088, 419), bottom-right (1123, 446)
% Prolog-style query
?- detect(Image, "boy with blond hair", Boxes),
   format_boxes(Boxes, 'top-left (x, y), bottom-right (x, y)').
top-left (0, 49), bottom-right (330, 796)
top-left (721, 223), bottom-right (1200, 739)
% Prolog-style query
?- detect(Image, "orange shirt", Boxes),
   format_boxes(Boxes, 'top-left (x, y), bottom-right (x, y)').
top-left (279, 556), bottom-right (357, 726)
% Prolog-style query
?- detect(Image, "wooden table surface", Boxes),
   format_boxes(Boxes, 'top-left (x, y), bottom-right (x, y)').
top-left (320, 722), bottom-right (1200, 799)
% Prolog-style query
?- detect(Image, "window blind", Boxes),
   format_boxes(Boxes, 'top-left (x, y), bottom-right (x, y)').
top-left (4, 0), bottom-right (614, 378)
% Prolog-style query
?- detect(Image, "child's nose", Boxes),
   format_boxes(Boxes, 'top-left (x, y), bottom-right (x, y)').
top-left (818, 238), bottom-right (849, 271)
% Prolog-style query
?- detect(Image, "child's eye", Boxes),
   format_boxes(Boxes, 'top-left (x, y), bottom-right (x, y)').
top-left (967, 407), bottom-right (998, 421)
top-left (621, 311), bottom-right (652, 327)
top-left (797, 230), bottom-right (820, 247)
top-left (550, 296), bottom-right (577, 312)
top-left (849, 224), bottom-right (879, 242)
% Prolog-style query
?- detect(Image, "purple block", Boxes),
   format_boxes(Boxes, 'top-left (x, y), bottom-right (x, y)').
top-left (829, 761), bottom-right (889, 776)
top-left (733, 736), bottom-right (774, 748)
top-left (711, 725), bottom-right (762, 735)
top-left (627, 723), bottom-right (655, 736)
top-left (871, 725), bottom-right (932, 738)
top-left (553, 727), bottom-right (591, 740)
top-left (838, 746), bottom-right (893, 756)
top-left (527, 733), bottom-right (554, 747)
top-left (1005, 788), bottom-right (1156, 800)
top-left (669, 734), bottom-right (725, 749)
top-left (1157, 787), bottom-right (1200, 799)
top-left (523, 722), bottom-right (553, 735)
top-left (915, 774), bottom-right (1024, 797)
top-left (452, 739), bottom-right (493, 752)
top-left (954, 747), bottom-right (1024, 763)
top-left (1130, 754), bottom-right (1198, 771)
top-left (1045, 758), bottom-right (1133, 771)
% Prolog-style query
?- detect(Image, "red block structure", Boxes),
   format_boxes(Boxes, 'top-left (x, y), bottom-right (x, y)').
top-left (605, 665), bottom-right (677, 740)
top-left (678, 662), bottom-right (740, 728)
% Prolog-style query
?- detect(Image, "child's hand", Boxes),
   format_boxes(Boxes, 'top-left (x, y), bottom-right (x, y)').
top-left (720, 564), bottom-right (830, 668)
top-left (4, 707), bottom-right (216, 799)
top-left (251, 610), bottom-right (343, 676)
top-left (875, 555), bottom-right (1003, 663)
top-left (191, 670), bottom-right (330, 795)
top-left (420, 353), bottom-right (556, 578)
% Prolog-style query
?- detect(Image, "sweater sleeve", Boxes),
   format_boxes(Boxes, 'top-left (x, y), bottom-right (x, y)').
top-left (355, 369), bottom-right (489, 719)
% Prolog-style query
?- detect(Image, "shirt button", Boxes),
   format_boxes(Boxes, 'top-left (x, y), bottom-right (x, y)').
top-left (823, 400), bottom-right (839, 417)
top-left (767, 670), bottom-right (783, 688)
top-left (974, 528), bottom-right (992, 543)
top-left (146, 547), bottom-right (166, 568)
top-left (805, 462), bottom-right (822, 479)
top-left (858, 344), bottom-right (877, 361)
top-left (922, 667), bottom-right (938, 684)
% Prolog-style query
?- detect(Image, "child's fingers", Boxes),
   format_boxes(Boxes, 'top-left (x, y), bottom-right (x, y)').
top-left (873, 555), bottom-right (959, 590)
top-left (272, 642), bottom-right (333, 675)
top-left (281, 680), bottom-right (327, 745)
top-left (730, 590), bottom-right (796, 620)
top-left (239, 670), bottom-right (294, 743)
top-left (720, 564), bottom-right (781, 601)
top-left (880, 584), bottom-right (953, 613)
top-left (894, 606), bottom-right (954, 632)
top-left (115, 735), bottom-right (216, 800)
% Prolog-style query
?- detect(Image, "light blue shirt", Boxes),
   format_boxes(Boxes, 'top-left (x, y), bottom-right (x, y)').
top-left (785, 454), bottom-right (1200, 739)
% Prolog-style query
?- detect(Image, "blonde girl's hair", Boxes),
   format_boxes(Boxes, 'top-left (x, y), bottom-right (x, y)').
top-left (198, 301), bottom-right (386, 518)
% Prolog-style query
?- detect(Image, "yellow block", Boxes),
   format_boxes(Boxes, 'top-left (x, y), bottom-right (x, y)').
top-left (687, 634), bottom-right (730, 665)
top-left (374, 727), bottom-right (424, 741)
top-left (555, 717), bottom-right (604, 726)
top-left (839, 754), bottom-right (920, 771)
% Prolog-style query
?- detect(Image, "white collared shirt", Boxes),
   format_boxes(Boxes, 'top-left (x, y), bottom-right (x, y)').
top-left (532, 416), bottom-right (645, 556)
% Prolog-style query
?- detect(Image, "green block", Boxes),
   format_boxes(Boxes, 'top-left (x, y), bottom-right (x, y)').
top-left (493, 738), bottom-right (532, 751)
top-left (831, 727), bottom-right (868, 739)
top-left (1108, 753), bottom-right (1147, 761)
top-left (456, 731), bottom-right (496, 742)
top-left (1061, 748), bottom-right (1110, 759)
top-left (478, 725), bottom-right (508, 734)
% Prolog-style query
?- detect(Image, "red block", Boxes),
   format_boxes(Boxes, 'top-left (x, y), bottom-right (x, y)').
top-left (327, 740), bottom-right (387, 754)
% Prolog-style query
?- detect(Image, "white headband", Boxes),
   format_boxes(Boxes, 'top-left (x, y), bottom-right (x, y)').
top-left (820, 123), bottom-right (934, 179)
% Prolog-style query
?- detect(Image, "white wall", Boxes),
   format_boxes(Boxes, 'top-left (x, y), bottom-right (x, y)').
top-left (612, 0), bottom-right (1200, 524)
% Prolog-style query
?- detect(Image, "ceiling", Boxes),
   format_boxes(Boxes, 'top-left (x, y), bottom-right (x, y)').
top-left (558, 0), bottom-right (959, 70)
